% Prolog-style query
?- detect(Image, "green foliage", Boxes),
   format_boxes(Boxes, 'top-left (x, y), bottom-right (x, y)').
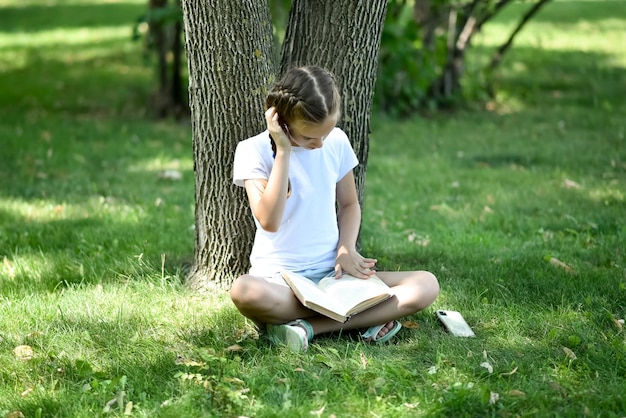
top-left (375, 2), bottom-right (439, 116)
top-left (132, 4), bottom-right (182, 42)
top-left (375, 0), bottom-right (553, 116)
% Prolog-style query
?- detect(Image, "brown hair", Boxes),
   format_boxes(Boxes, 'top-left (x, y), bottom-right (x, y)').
top-left (265, 66), bottom-right (341, 127)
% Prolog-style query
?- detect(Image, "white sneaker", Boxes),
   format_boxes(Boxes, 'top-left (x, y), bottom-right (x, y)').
top-left (267, 319), bottom-right (314, 351)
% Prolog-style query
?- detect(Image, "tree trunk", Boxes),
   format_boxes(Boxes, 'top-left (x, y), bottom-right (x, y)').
top-left (279, 0), bottom-right (388, 207)
top-left (180, 0), bottom-right (274, 289)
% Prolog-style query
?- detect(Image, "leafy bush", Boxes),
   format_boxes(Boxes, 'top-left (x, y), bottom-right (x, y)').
top-left (375, 0), bottom-right (446, 116)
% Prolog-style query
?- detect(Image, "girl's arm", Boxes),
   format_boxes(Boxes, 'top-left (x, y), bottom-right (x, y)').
top-left (244, 108), bottom-right (292, 232)
top-left (335, 171), bottom-right (377, 278)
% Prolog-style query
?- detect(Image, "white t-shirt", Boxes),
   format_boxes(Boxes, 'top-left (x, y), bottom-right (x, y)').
top-left (233, 127), bottom-right (359, 277)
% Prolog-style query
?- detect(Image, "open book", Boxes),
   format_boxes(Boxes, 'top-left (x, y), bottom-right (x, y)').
top-left (281, 270), bottom-right (393, 322)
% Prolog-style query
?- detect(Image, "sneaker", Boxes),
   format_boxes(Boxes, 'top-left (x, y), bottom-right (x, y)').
top-left (267, 319), bottom-right (313, 351)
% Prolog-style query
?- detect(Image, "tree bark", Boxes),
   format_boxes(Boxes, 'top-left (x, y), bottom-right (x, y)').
top-left (181, 0), bottom-right (274, 289)
top-left (279, 0), bottom-right (388, 207)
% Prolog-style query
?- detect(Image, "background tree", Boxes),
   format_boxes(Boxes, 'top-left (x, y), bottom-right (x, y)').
top-left (180, 0), bottom-right (389, 288)
top-left (279, 0), bottom-right (388, 206)
top-left (180, 0), bottom-right (274, 289)
top-left (134, 0), bottom-right (187, 118)
top-left (375, 0), bottom-right (553, 116)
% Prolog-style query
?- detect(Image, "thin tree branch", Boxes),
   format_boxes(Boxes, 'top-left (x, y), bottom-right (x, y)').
top-left (489, 0), bottom-right (552, 70)
top-left (476, 0), bottom-right (514, 31)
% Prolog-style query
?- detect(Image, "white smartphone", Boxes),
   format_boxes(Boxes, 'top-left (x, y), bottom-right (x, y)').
top-left (436, 310), bottom-right (475, 337)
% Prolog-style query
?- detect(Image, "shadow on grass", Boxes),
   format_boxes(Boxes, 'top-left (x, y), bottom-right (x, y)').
top-left (496, 57), bottom-right (624, 113)
top-left (0, 44), bottom-right (156, 116)
top-left (1, 0), bottom-right (624, 300)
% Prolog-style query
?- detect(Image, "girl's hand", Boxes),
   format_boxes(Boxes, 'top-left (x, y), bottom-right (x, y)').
top-left (334, 245), bottom-right (377, 279)
top-left (266, 107), bottom-right (292, 153)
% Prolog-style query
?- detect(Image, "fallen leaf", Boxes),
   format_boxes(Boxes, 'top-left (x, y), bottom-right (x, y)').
top-left (548, 257), bottom-right (573, 272)
top-left (103, 396), bottom-right (119, 413)
top-left (427, 366), bottom-right (437, 375)
top-left (401, 320), bottom-right (420, 329)
top-left (175, 357), bottom-right (205, 367)
top-left (3, 256), bottom-right (16, 278)
top-left (14, 345), bottom-right (34, 361)
top-left (310, 405), bottom-right (325, 417)
top-left (159, 170), bottom-right (182, 180)
top-left (7, 412), bottom-right (25, 418)
top-left (359, 352), bottom-right (368, 369)
top-left (480, 362), bottom-right (493, 373)
top-left (294, 367), bottom-right (306, 372)
top-left (223, 377), bottom-right (245, 385)
top-left (613, 318), bottom-right (624, 330)
top-left (500, 366), bottom-right (518, 377)
top-left (508, 389), bottom-right (526, 397)
top-left (21, 388), bottom-right (33, 397)
top-left (563, 347), bottom-right (577, 360)
top-left (563, 179), bottom-right (581, 189)
top-left (225, 344), bottom-right (242, 352)
top-left (124, 401), bottom-right (133, 416)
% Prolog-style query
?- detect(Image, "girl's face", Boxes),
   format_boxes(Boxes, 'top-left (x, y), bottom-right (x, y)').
top-left (288, 114), bottom-right (338, 150)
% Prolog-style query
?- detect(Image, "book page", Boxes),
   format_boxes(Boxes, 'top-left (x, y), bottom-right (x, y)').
top-left (281, 271), bottom-right (347, 316)
top-left (317, 274), bottom-right (391, 314)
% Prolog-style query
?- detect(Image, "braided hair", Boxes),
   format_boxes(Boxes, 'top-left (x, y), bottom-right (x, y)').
top-left (266, 66), bottom-right (341, 156)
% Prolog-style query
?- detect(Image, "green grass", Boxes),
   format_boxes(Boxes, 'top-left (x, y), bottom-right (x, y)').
top-left (1, 0), bottom-right (625, 416)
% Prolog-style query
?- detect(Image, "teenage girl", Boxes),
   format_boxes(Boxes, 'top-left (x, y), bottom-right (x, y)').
top-left (231, 66), bottom-right (439, 351)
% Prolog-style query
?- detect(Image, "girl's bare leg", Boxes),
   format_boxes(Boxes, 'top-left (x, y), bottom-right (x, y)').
top-left (230, 270), bottom-right (439, 338)
top-left (230, 275), bottom-right (319, 328)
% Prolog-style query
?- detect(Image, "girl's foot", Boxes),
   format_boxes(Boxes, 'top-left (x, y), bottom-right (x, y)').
top-left (360, 321), bottom-right (402, 343)
top-left (267, 319), bottom-right (314, 351)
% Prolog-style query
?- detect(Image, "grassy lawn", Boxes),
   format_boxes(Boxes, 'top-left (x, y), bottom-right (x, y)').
top-left (1, 0), bottom-right (624, 417)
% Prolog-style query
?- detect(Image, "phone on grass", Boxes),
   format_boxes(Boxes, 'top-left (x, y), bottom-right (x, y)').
top-left (436, 310), bottom-right (475, 337)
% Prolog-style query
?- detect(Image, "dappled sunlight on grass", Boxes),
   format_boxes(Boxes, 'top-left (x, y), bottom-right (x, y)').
top-left (0, 0), bottom-right (624, 415)
top-left (0, 196), bottom-right (148, 226)
top-left (0, 0), bottom-right (145, 6)
top-left (0, 27), bottom-right (136, 52)
top-left (127, 156), bottom-right (194, 173)
top-left (478, 19), bottom-right (626, 53)
top-left (588, 185), bottom-right (625, 204)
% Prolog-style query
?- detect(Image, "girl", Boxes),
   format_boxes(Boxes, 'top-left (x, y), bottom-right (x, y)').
top-left (231, 66), bottom-right (439, 351)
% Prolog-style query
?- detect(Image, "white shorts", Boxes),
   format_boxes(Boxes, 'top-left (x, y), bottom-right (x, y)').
top-left (263, 267), bottom-right (336, 287)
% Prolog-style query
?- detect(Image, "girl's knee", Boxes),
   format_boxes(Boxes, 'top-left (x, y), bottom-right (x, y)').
top-left (423, 271), bottom-right (440, 297)
top-left (408, 271), bottom-right (440, 311)
top-left (420, 271), bottom-right (440, 308)
top-left (230, 274), bottom-right (259, 306)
